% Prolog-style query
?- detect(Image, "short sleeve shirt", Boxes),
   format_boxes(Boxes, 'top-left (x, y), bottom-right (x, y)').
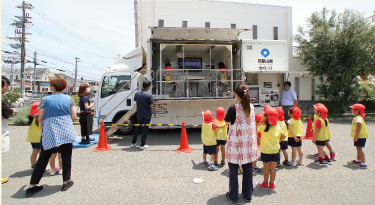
top-left (314, 120), bottom-right (321, 128)
top-left (224, 104), bottom-right (236, 125)
top-left (2, 100), bottom-right (13, 119)
top-left (134, 89), bottom-right (154, 117)
top-left (38, 96), bottom-right (76, 110)
top-left (281, 89), bottom-right (297, 106)
top-left (79, 95), bottom-right (90, 112)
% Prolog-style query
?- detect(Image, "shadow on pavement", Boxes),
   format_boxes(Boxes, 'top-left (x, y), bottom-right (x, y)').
top-left (306, 162), bottom-right (328, 170)
top-left (252, 187), bottom-right (277, 197)
top-left (191, 160), bottom-right (209, 171)
top-left (220, 168), bottom-right (229, 177)
top-left (342, 164), bottom-right (360, 170)
top-left (9, 169), bottom-right (54, 179)
top-left (207, 193), bottom-right (250, 205)
top-left (11, 185), bottom-right (61, 199)
top-left (305, 154), bottom-right (317, 160)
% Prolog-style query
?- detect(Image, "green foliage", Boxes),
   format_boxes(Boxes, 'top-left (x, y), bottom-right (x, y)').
top-left (71, 95), bottom-right (80, 106)
top-left (294, 7), bottom-right (375, 114)
top-left (2, 89), bottom-right (21, 107)
top-left (13, 105), bottom-right (31, 125)
top-left (359, 82), bottom-right (375, 106)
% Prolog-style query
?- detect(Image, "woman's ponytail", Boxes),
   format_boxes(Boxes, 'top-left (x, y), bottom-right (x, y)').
top-left (234, 83), bottom-right (252, 118)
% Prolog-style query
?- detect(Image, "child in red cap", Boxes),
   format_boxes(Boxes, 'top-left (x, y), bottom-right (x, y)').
top-left (201, 110), bottom-right (218, 171)
top-left (312, 104), bottom-right (332, 166)
top-left (214, 107), bottom-right (228, 167)
top-left (26, 102), bottom-right (43, 170)
top-left (263, 105), bottom-right (272, 113)
top-left (313, 103), bottom-right (337, 161)
top-left (287, 106), bottom-right (304, 166)
top-left (275, 108), bottom-right (290, 166)
top-left (348, 104), bottom-right (369, 168)
top-left (256, 108), bottom-right (286, 190)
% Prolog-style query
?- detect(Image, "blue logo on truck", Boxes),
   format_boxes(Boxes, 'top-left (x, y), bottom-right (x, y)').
top-left (261, 48), bottom-right (270, 58)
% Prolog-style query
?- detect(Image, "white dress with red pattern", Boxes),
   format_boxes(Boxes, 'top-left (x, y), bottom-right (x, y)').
top-left (226, 103), bottom-right (258, 165)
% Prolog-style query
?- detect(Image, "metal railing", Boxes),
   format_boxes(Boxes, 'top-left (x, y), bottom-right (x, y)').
top-left (155, 69), bottom-right (244, 99)
top-left (365, 15), bottom-right (375, 23)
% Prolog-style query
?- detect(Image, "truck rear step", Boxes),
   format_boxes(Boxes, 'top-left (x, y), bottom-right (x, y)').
top-left (105, 105), bottom-right (137, 138)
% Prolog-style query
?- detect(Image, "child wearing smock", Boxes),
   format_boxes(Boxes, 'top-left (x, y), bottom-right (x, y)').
top-left (275, 108), bottom-right (290, 166)
top-left (256, 108), bottom-right (286, 190)
top-left (313, 103), bottom-right (337, 161)
top-left (287, 106), bottom-right (304, 166)
top-left (348, 104), bottom-right (369, 168)
top-left (312, 104), bottom-right (332, 166)
top-left (26, 102), bottom-right (43, 170)
top-left (201, 110), bottom-right (218, 171)
top-left (214, 107), bottom-right (227, 167)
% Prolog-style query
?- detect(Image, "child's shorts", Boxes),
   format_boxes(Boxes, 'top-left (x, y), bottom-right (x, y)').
top-left (31, 143), bottom-right (41, 150)
top-left (261, 153), bottom-right (280, 163)
top-left (315, 140), bottom-right (327, 146)
top-left (354, 139), bottom-right (366, 147)
top-left (288, 136), bottom-right (302, 147)
top-left (51, 147), bottom-right (61, 154)
top-left (216, 140), bottom-right (227, 146)
top-left (280, 141), bottom-right (288, 150)
top-left (203, 145), bottom-right (217, 155)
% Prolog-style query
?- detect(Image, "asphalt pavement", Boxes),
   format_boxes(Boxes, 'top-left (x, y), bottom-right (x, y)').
top-left (1, 120), bottom-right (374, 204)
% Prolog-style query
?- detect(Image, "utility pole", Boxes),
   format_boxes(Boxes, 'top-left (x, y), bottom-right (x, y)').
top-left (74, 57), bottom-right (81, 92)
top-left (33, 51), bottom-right (37, 91)
top-left (7, 1), bottom-right (33, 97)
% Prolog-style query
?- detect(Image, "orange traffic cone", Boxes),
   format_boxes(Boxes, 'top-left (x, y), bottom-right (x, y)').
top-left (303, 115), bottom-right (313, 140)
top-left (93, 121), bottom-right (112, 152)
top-left (176, 121), bottom-right (193, 153)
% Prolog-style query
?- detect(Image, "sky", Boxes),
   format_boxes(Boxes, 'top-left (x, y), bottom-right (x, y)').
top-left (2, 0), bottom-right (375, 82)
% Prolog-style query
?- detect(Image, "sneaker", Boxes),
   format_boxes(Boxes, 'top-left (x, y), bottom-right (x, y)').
top-left (140, 145), bottom-right (149, 149)
top-left (226, 192), bottom-right (238, 204)
top-left (202, 161), bottom-right (209, 166)
top-left (353, 164), bottom-right (368, 169)
top-left (314, 160), bottom-right (326, 166)
top-left (88, 137), bottom-right (95, 141)
top-left (283, 160), bottom-right (291, 166)
top-left (256, 181), bottom-right (269, 190)
top-left (25, 185), bottom-right (43, 197)
top-left (313, 153), bottom-right (319, 157)
top-left (269, 183), bottom-right (276, 190)
top-left (330, 152), bottom-right (337, 161)
top-left (58, 169), bottom-right (62, 175)
top-left (290, 160), bottom-right (297, 167)
top-left (253, 166), bottom-right (261, 172)
top-left (50, 168), bottom-right (58, 176)
top-left (297, 159), bottom-right (304, 166)
top-left (221, 160), bottom-right (225, 166)
top-left (208, 164), bottom-right (218, 171)
top-left (324, 159), bottom-right (332, 165)
top-left (2, 178), bottom-right (8, 184)
top-left (61, 180), bottom-right (74, 191)
top-left (214, 161), bottom-right (219, 166)
top-left (348, 160), bottom-right (361, 164)
top-left (130, 143), bottom-right (136, 147)
top-left (79, 139), bottom-right (90, 144)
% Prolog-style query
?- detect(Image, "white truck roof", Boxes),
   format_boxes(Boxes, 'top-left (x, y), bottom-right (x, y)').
top-left (150, 27), bottom-right (250, 41)
top-left (107, 46), bottom-right (146, 73)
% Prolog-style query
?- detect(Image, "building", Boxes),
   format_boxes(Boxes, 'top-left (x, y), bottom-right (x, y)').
top-left (11, 67), bottom-right (55, 91)
top-left (134, 0), bottom-right (314, 101)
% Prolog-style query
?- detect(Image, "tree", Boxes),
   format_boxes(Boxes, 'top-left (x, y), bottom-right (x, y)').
top-left (294, 7), bottom-right (375, 114)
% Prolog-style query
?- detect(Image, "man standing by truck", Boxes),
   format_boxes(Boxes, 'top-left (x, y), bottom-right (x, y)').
top-left (131, 80), bottom-right (154, 149)
top-left (280, 81), bottom-right (298, 122)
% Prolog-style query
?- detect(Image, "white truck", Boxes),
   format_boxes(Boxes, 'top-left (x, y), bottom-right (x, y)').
top-left (93, 27), bottom-right (289, 136)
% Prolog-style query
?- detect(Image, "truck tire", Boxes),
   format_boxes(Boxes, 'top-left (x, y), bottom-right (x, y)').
top-left (113, 115), bottom-right (137, 135)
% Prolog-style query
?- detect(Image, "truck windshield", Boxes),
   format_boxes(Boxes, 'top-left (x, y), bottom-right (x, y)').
top-left (101, 75), bottom-right (131, 98)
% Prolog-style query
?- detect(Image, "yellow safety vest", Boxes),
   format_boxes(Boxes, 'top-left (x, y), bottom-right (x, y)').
top-left (314, 117), bottom-right (329, 141)
top-left (314, 115), bottom-right (332, 139)
top-left (201, 122), bottom-right (217, 145)
top-left (277, 120), bottom-right (288, 141)
top-left (26, 118), bottom-right (42, 143)
top-left (288, 118), bottom-right (303, 137)
top-left (350, 116), bottom-right (369, 139)
top-left (258, 124), bottom-right (282, 154)
top-left (214, 119), bottom-right (227, 140)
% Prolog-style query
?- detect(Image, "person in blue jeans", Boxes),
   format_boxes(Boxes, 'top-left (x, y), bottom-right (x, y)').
top-left (131, 80), bottom-right (154, 149)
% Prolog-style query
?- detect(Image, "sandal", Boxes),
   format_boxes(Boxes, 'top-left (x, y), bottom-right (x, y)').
top-left (208, 164), bottom-right (218, 171)
top-left (61, 180), bottom-right (74, 191)
top-left (202, 161), bottom-right (209, 166)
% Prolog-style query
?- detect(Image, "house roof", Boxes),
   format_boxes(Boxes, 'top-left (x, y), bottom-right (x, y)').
top-left (25, 68), bottom-right (48, 75)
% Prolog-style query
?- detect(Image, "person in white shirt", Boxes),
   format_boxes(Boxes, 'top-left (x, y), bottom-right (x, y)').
top-left (280, 81), bottom-right (298, 122)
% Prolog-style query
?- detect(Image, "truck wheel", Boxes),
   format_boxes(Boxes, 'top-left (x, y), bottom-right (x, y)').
top-left (113, 115), bottom-right (137, 135)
